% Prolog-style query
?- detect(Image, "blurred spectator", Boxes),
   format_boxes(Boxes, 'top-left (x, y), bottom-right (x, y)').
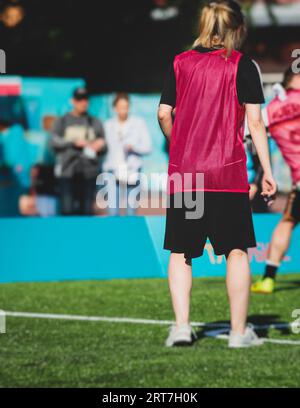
top-left (0, 0), bottom-right (45, 75)
top-left (103, 93), bottom-right (152, 216)
top-left (150, 0), bottom-right (179, 21)
top-left (0, 1), bottom-right (24, 28)
top-left (50, 88), bottom-right (106, 215)
top-left (19, 164), bottom-right (57, 217)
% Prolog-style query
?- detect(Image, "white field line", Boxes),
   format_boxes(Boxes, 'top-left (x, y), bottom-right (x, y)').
top-left (210, 334), bottom-right (300, 346)
top-left (4, 311), bottom-right (300, 346)
top-left (4, 311), bottom-right (198, 326)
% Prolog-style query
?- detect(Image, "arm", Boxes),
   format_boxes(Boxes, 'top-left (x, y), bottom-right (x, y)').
top-left (246, 103), bottom-right (277, 204)
top-left (157, 104), bottom-right (173, 140)
top-left (89, 118), bottom-right (107, 154)
top-left (50, 117), bottom-right (73, 151)
top-left (127, 119), bottom-right (152, 155)
top-left (157, 61), bottom-right (176, 140)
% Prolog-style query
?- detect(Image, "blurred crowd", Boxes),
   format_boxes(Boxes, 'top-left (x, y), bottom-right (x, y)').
top-left (19, 89), bottom-right (152, 217)
top-left (0, 64), bottom-right (297, 218)
top-left (13, 66), bottom-right (299, 218)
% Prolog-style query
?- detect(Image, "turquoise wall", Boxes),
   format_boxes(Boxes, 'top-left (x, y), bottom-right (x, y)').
top-left (0, 214), bottom-right (299, 284)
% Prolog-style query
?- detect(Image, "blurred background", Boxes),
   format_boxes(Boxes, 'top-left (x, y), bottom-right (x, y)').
top-left (0, 0), bottom-right (299, 217)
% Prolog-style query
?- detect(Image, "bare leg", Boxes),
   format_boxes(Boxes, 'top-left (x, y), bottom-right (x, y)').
top-left (168, 253), bottom-right (192, 327)
top-left (267, 220), bottom-right (295, 264)
top-left (226, 249), bottom-right (251, 335)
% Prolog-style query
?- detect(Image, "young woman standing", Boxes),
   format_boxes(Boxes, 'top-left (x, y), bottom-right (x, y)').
top-left (103, 93), bottom-right (152, 216)
top-left (158, 0), bottom-right (277, 348)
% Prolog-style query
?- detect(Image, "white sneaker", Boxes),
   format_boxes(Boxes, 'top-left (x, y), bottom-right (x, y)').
top-left (165, 323), bottom-right (196, 347)
top-left (228, 324), bottom-right (264, 348)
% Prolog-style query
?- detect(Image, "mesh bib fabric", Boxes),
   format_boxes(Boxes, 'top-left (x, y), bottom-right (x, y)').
top-left (168, 49), bottom-right (248, 194)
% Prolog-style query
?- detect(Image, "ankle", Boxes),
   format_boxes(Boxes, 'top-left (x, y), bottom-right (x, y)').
top-left (230, 325), bottom-right (246, 335)
top-left (176, 321), bottom-right (190, 329)
top-left (263, 261), bottom-right (280, 280)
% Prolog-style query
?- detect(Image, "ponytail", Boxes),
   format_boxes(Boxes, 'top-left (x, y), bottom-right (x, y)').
top-left (193, 1), bottom-right (246, 56)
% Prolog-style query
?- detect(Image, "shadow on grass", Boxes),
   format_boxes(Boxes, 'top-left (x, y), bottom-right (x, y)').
top-left (275, 279), bottom-right (300, 292)
top-left (193, 314), bottom-right (292, 343)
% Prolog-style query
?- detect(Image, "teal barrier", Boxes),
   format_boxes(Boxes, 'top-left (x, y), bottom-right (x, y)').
top-left (0, 214), bottom-right (299, 283)
top-left (147, 214), bottom-right (300, 277)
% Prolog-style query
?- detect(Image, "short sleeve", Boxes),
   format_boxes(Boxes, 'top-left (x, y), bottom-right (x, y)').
top-left (237, 56), bottom-right (265, 105)
top-left (159, 61), bottom-right (176, 107)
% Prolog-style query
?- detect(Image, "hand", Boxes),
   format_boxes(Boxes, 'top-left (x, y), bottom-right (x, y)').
top-left (261, 173), bottom-right (277, 206)
top-left (74, 140), bottom-right (88, 148)
top-left (125, 144), bottom-right (134, 153)
top-left (88, 139), bottom-right (106, 153)
top-left (249, 183), bottom-right (258, 201)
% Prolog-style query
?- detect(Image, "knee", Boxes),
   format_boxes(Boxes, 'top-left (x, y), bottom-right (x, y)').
top-left (225, 248), bottom-right (247, 259)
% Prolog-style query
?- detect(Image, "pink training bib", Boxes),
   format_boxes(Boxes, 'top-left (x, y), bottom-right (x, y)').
top-left (167, 49), bottom-right (248, 194)
top-left (267, 89), bottom-right (300, 185)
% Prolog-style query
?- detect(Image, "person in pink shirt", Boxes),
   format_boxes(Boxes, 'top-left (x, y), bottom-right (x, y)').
top-left (158, 0), bottom-right (276, 348)
top-left (252, 68), bottom-right (300, 294)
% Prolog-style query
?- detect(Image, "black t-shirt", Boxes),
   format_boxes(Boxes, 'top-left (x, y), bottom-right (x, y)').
top-left (159, 46), bottom-right (265, 107)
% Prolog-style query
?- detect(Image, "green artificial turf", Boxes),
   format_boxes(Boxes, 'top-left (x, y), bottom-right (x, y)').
top-left (0, 274), bottom-right (300, 388)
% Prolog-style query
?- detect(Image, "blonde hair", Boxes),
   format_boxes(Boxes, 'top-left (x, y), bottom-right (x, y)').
top-left (193, 1), bottom-right (246, 56)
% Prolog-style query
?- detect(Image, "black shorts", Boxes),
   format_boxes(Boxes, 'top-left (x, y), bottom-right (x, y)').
top-left (164, 191), bottom-right (256, 259)
top-left (282, 187), bottom-right (300, 223)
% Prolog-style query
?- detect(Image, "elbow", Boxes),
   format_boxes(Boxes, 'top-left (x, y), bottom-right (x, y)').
top-left (157, 107), bottom-right (170, 123)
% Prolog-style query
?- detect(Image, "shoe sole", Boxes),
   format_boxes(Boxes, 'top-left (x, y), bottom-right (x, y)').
top-left (251, 290), bottom-right (274, 294)
top-left (173, 339), bottom-right (193, 347)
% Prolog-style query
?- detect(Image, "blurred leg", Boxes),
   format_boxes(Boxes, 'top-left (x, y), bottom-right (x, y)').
top-left (107, 181), bottom-right (120, 216)
top-left (226, 249), bottom-right (251, 335)
top-left (168, 253), bottom-right (192, 327)
top-left (126, 183), bottom-right (140, 216)
top-left (267, 220), bottom-right (295, 265)
top-left (60, 178), bottom-right (74, 215)
top-left (79, 178), bottom-right (96, 215)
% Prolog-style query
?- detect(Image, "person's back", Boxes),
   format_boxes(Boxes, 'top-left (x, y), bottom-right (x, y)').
top-left (169, 48), bottom-right (247, 193)
top-left (267, 85), bottom-right (300, 186)
top-left (158, 0), bottom-right (276, 349)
